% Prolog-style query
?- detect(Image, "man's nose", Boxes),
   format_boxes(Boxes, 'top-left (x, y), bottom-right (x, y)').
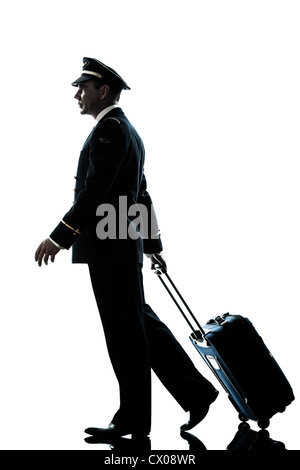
top-left (74, 89), bottom-right (81, 100)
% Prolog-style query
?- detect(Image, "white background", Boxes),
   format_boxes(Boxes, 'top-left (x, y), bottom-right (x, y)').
top-left (0, 0), bottom-right (299, 450)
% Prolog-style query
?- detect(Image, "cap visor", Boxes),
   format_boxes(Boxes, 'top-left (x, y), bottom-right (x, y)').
top-left (71, 75), bottom-right (94, 87)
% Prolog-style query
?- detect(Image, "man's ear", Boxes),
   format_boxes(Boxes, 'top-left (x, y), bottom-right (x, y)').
top-left (99, 84), bottom-right (110, 99)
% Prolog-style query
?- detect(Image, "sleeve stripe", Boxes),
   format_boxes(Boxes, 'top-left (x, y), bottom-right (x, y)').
top-left (61, 219), bottom-right (81, 235)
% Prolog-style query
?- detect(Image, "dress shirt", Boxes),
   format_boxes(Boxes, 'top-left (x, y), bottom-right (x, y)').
top-left (95, 104), bottom-right (120, 123)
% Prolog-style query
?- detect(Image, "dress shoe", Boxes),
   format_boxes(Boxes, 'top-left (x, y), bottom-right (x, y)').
top-left (84, 422), bottom-right (149, 439)
top-left (181, 389), bottom-right (219, 431)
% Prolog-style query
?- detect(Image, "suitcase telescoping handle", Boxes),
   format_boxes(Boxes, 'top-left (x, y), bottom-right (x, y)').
top-left (154, 266), bottom-right (206, 338)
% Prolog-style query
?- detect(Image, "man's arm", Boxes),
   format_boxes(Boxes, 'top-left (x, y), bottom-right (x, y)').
top-left (49, 119), bottom-right (126, 249)
top-left (35, 119), bottom-right (125, 266)
top-left (137, 174), bottom-right (167, 272)
top-left (138, 173), bottom-right (163, 255)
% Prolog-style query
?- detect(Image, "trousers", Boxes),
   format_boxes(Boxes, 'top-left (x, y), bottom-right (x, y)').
top-left (88, 261), bottom-right (214, 434)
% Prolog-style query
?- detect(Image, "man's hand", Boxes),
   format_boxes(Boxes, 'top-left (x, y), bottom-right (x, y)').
top-left (35, 239), bottom-right (61, 267)
top-left (150, 253), bottom-right (167, 273)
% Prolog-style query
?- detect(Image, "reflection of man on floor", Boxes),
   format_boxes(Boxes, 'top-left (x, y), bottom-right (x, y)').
top-left (35, 57), bottom-right (218, 439)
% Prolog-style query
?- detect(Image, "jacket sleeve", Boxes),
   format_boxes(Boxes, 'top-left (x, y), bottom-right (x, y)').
top-left (50, 119), bottom-right (126, 249)
top-left (138, 173), bottom-right (163, 255)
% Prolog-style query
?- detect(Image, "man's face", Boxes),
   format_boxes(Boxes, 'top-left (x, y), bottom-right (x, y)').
top-left (74, 81), bottom-right (102, 117)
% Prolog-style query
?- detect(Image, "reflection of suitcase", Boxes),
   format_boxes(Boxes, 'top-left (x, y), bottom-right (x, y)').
top-left (226, 423), bottom-right (286, 451)
top-left (155, 270), bottom-right (295, 429)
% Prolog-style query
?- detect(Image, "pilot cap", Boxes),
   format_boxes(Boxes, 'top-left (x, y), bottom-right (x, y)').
top-left (71, 57), bottom-right (131, 91)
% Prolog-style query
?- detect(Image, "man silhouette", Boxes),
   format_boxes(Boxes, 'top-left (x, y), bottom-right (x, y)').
top-left (35, 58), bottom-right (218, 439)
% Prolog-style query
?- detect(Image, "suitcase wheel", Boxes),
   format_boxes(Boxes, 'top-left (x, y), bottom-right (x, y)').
top-left (238, 422), bottom-right (250, 431)
top-left (257, 418), bottom-right (270, 430)
top-left (238, 413), bottom-right (249, 423)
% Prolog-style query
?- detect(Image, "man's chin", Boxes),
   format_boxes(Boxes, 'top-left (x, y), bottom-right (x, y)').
top-left (78, 104), bottom-right (87, 115)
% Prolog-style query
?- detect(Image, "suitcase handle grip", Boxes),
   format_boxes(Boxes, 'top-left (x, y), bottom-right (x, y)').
top-left (154, 268), bottom-right (206, 337)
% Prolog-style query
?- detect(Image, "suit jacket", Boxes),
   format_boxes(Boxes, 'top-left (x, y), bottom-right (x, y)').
top-left (50, 107), bottom-right (163, 264)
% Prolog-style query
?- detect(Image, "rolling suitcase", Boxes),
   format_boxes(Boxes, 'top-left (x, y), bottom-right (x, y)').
top-left (155, 268), bottom-right (295, 430)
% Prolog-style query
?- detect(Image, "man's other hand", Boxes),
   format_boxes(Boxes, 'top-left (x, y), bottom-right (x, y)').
top-left (150, 253), bottom-right (167, 273)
